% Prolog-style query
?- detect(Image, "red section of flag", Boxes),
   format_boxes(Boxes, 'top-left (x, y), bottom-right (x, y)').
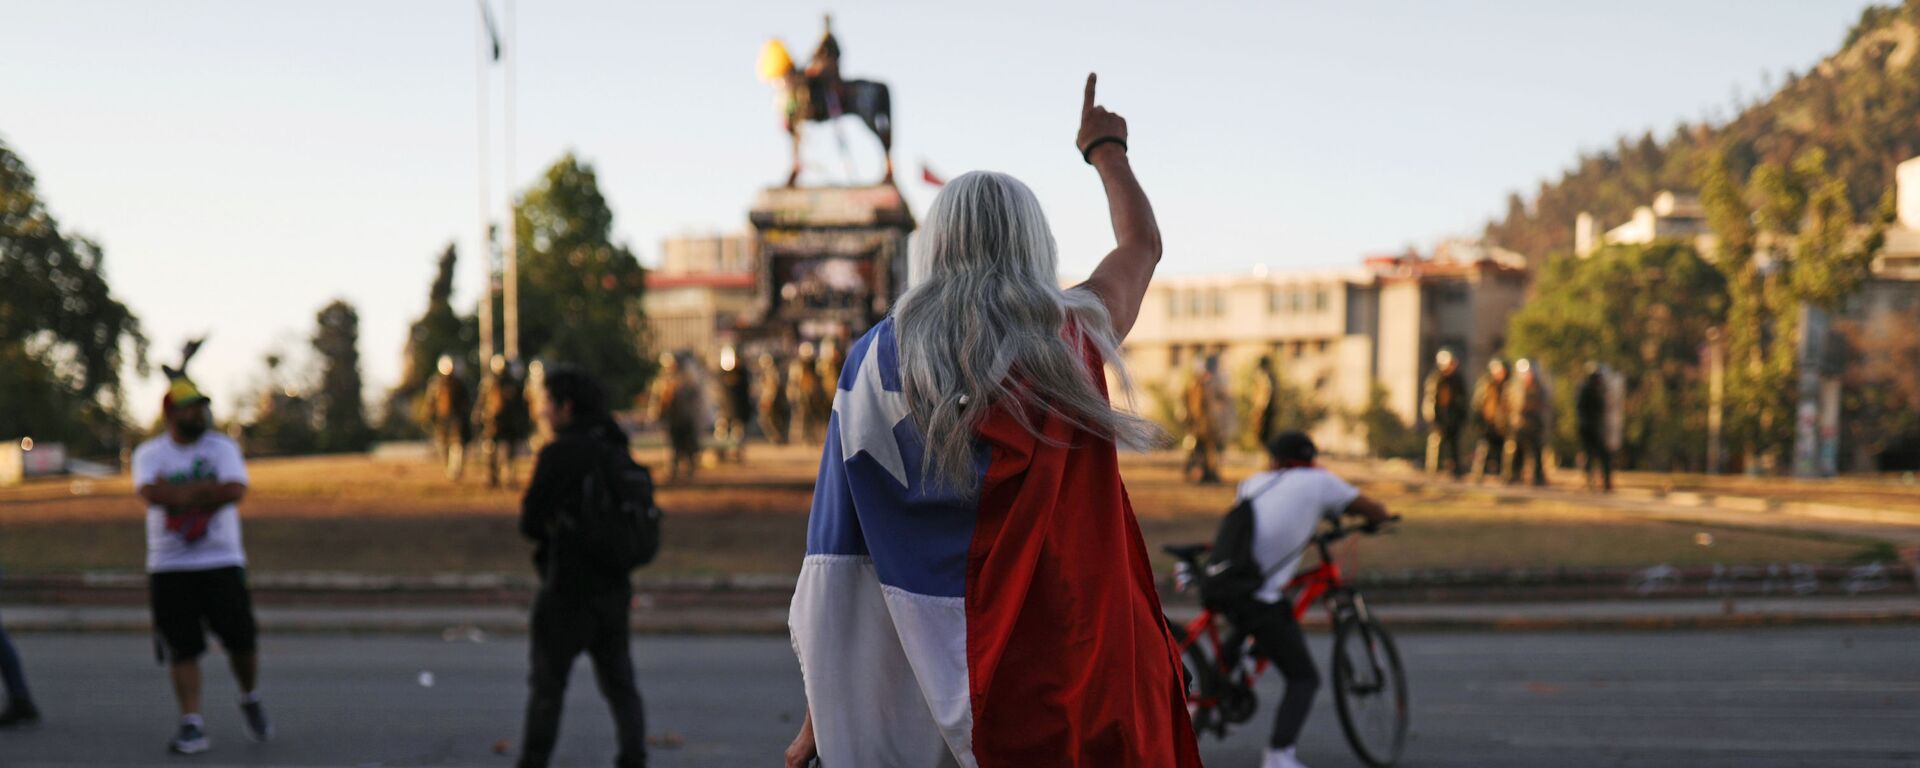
top-left (921, 164), bottom-right (945, 186)
top-left (963, 324), bottom-right (1203, 767)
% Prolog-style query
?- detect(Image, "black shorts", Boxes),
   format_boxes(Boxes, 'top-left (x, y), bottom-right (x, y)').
top-left (149, 566), bottom-right (258, 662)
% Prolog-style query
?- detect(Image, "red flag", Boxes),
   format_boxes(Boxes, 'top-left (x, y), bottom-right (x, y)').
top-left (921, 162), bottom-right (945, 187)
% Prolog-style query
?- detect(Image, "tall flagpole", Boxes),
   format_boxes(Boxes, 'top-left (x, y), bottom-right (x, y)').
top-left (502, 0), bottom-right (520, 363)
top-left (475, 0), bottom-right (495, 369)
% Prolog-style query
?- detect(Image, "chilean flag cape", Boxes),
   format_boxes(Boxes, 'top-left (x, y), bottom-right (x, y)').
top-left (790, 317), bottom-right (1202, 767)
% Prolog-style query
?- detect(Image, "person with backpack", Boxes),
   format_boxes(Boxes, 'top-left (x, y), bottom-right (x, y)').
top-left (1232, 431), bottom-right (1389, 768)
top-left (516, 367), bottom-right (657, 768)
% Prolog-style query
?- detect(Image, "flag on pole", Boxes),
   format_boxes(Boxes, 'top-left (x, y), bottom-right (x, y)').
top-left (921, 161), bottom-right (946, 187)
top-left (478, 0), bottom-right (502, 62)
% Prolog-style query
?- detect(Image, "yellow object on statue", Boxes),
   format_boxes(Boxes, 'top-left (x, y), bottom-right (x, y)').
top-left (758, 38), bottom-right (793, 83)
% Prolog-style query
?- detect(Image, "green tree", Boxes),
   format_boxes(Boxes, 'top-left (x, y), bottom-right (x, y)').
top-left (512, 153), bottom-right (653, 401)
top-left (242, 352), bottom-right (319, 456)
top-left (1836, 307), bottom-right (1920, 469)
top-left (312, 299), bottom-right (373, 452)
top-left (1350, 382), bottom-right (1422, 460)
top-left (387, 244), bottom-right (476, 435)
top-left (1506, 242), bottom-right (1729, 470)
top-left (1699, 147), bottom-right (1889, 470)
top-left (0, 136), bottom-right (147, 455)
top-left (1233, 361), bottom-right (1330, 450)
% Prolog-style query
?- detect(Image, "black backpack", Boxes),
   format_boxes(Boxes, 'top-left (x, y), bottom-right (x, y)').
top-left (1198, 473), bottom-right (1288, 612)
top-left (554, 444), bottom-right (663, 575)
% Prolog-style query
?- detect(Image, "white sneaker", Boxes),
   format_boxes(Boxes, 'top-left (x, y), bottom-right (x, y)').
top-left (1260, 746), bottom-right (1310, 768)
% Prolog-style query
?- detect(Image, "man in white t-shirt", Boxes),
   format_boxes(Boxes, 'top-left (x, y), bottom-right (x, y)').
top-left (1235, 431), bottom-right (1389, 768)
top-left (130, 377), bottom-right (271, 755)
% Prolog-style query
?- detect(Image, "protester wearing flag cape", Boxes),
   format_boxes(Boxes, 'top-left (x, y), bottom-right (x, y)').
top-left (786, 74), bottom-right (1202, 768)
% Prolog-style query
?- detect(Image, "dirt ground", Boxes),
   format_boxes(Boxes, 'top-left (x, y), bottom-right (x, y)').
top-left (0, 443), bottom-right (1884, 578)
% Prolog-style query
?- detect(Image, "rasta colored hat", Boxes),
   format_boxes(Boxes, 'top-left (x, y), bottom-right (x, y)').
top-left (159, 336), bottom-right (210, 411)
top-left (162, 376), bottom-right (211, 411)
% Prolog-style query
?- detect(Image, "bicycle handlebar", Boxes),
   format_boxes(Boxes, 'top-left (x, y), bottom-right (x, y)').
top-left (1163, 515), bottom-right (1401, 565)
top-left (1315, 514), bottom-right (1402, 546)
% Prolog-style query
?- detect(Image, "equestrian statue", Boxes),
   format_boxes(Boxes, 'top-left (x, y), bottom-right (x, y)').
top-left (759, 15), bottom-right (894, 187)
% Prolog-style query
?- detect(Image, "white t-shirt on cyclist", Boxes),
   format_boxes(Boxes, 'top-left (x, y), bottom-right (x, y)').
top-left (1236, 467), bottom-right (1361, 604)
top-left (132, 432), bottom-right (250, 574)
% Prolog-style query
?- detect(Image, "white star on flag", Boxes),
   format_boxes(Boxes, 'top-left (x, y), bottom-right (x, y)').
top-left (833, 344), bottom-right (912, 488)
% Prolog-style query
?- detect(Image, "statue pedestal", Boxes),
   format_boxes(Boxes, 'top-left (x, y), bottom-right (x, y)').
top-left (745, 184), bottom-right (915, 344)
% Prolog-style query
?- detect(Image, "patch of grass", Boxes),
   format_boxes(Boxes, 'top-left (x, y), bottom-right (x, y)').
top-left (1849, 541), bottom-right (1902, 564)
top-left (0, 446), bottom-right (1889, 578)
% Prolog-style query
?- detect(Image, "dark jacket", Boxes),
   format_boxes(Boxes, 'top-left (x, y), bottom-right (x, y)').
top-left (1422, 369), bottom-right (1468, 431)
top-left (1577, 372), bottom-right (1607, 440)
top-left (520, 416), bottom-right (633, 595)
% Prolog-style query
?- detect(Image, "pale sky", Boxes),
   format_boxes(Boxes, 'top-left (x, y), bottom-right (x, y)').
top-left (0, 0), bottom-right (1878, 422)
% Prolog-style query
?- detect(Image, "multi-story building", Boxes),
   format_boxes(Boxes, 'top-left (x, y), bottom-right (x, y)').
top-left (643, 233), bottom-right (759, 359)
top-left (1116, 241), bottom-right (1529, 454)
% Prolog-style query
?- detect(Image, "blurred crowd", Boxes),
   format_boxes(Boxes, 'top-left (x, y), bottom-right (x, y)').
top-left (1180, 349), bottom-right (1623, 492)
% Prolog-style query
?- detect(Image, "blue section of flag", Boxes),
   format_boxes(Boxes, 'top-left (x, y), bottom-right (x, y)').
top-left (804, 415), bottom-right (869, 558)
top-left (803, 319), bottom-right (987, 598)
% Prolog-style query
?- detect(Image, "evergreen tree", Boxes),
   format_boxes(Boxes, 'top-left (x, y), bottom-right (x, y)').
top-left (1698, 147), bottom-right (1890, 470)
top-left (312, 299), bottom-right (372, 452)
top-left (388, 244), bottom-right (477, 434)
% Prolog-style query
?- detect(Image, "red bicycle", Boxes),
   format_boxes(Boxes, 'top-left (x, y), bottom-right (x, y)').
top-left (1164, 516), bottom-right (1408, 767)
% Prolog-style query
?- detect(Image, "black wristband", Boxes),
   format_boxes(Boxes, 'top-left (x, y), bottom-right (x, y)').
top-left (1081, 136), bottom-right (1127, 165)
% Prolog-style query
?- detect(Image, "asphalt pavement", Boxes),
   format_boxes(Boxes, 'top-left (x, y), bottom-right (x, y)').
top-left (2, 626), bottom-right (1916, 767)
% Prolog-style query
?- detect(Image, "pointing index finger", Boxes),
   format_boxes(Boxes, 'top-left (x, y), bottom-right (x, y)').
top-left (1083, 73), bottom-right (1097, 114)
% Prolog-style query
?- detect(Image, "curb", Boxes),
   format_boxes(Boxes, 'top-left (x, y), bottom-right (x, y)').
top-left (1385, 609), bottom-right (1920, 633)
top-left (9, 603), bottom-right (1918, 636)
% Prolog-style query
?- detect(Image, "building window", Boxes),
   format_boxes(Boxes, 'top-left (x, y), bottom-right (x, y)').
top-left (1315, 339), bottom-right (1330, 354)
top-left (1168, 292), bottom-right (1180, 319)
top-left (1267, 288), bottom-right (1281, 315)
top-left (1170, 345), bottom-right (1183, 368)
top-left (1210, 288), bottom-right (1226, 316)
top-left (1314, 288), bottom-right (1329, 312)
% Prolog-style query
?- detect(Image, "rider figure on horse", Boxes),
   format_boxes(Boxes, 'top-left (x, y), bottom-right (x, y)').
top-left (805, 15), bottom-right (841, 116)
top-left (759, 15), bottom-right (893, 187)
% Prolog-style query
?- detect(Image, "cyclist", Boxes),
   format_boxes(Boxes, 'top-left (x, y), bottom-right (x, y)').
top-left (1237, 431), bottom-right (1391, 768)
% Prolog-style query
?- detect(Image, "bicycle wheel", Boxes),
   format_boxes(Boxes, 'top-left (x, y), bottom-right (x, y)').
top-left (1166, 620), bottom-right (1224, 738)
top-left (1331, 612), bottom-right (1409, 767)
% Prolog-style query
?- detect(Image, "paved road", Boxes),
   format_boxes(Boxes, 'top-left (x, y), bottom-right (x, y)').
top-left (3, 626), bottom-right (1916, 767)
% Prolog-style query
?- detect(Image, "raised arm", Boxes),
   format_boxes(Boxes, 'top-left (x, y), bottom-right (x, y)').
top-left (1073, 73), bottom-right (1162, 341)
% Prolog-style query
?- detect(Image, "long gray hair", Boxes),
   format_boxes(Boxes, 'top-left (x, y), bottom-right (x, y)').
top-left (893, 171), bottom-right (1163, 492)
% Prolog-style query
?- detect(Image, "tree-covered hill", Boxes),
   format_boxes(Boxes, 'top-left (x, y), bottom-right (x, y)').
top-left (1486, 2), bottom-right (1920, 261)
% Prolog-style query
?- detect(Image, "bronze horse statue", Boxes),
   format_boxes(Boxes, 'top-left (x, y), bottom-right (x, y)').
top-left (760, 20), bottom-right (893, 187)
